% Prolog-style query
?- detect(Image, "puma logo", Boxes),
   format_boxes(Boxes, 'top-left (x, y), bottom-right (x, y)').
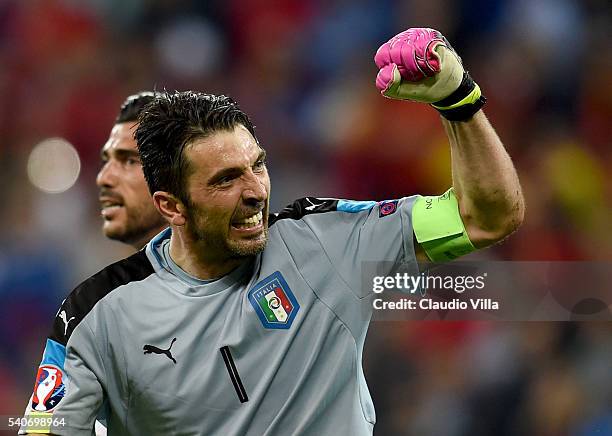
top-left (143, 338), bottom-right (177, 364)
top-left (58, 310), bottom-right (75, 335)
top-left (305, 198), bottom-right (324, 211)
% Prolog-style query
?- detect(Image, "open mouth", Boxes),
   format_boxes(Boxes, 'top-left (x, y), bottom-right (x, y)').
top-left (100, 198), bottom-right (124, 217)
top-left (232, 211), bottom-right (264, 231)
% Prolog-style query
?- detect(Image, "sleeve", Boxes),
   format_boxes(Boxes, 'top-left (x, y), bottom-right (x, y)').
top-left (20, 320), bottom-right (106, 436)
top-left (279, 196), bottom-right (421, 297)
top-left (19, 338), bottom-right (67, 435)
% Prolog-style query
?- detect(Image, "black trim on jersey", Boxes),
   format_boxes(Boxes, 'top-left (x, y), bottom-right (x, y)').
top-left (220, 346), bottom-right (249, 403)
top-left (269, 197), bottom-right (339, 227)
top-left (50, 250), bottom-right (154, 346)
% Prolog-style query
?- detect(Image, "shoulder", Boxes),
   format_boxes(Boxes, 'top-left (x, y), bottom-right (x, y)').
top-left (49, 250), bottom-right (154, 345)
top-left (269, 197), bottom-right (384, 227)
top-left (269, 197), bottom-right (339, 226)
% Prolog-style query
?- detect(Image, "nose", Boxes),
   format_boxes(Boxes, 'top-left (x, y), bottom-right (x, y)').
top-left (242, 171), bottom-right (267, 206)
top-left (96, 161), bottom-right (117, 188)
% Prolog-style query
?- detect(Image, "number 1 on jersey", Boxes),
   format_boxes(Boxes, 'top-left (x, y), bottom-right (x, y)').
top-left (219, 346), bottom-right (249, 403)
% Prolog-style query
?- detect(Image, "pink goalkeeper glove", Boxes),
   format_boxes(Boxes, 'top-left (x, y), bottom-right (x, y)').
top-left (374, 28), bottom-right (486, 121)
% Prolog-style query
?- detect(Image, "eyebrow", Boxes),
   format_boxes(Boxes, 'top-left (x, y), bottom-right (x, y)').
top-left (101, 148), bottom-right (141, 160)
top-left (207, 149), bottom-right (267, 185)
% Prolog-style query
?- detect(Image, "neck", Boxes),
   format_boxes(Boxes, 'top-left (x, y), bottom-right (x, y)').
top-left (131, 226), bottom-right (168, 250)
top-left (168, 228), bottom-right (245, 280)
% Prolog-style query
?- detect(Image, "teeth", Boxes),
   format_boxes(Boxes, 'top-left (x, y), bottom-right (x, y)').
top-left (101, 204), bottom-right (123, 218)
top-left (234, 211), bottom-right (263, 227)
top-left (101, 201), bottom-right (122, 208)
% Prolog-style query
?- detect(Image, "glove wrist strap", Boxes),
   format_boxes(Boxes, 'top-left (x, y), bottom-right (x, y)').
top-left (431, 72), bottom-right (486, 121)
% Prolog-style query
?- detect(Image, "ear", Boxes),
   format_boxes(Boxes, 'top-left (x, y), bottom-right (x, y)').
top-left (152, 191), bottom-right (187, 226)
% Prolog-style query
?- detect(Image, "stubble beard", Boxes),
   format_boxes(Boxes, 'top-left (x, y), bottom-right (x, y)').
top-left (186, 207), bottom-right (269, 260)
top-left (104, 204), bottom-right (166, 247)
top-left (227, 227), bottom-right (269, 258)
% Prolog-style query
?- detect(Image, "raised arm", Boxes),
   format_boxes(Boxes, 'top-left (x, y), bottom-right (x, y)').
top-left (374, 28), bottom-right (524, 260)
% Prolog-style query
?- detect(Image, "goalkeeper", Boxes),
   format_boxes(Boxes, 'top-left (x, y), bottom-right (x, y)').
top-left (20, 28), bottom-right (523, 435)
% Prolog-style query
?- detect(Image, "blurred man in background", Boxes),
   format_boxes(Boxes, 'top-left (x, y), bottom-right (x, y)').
top-left (20, 92), bottom-right (167, 436)
top-left (93, 91), bottom-right (167, 436)
top-left (97, 92), bottom-right (168, 250)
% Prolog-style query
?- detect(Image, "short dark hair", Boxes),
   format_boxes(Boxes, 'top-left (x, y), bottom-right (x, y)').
top-left (115, 92), bottom-right (157, 124)
top-left (135, 91), bottom-right (257, 202)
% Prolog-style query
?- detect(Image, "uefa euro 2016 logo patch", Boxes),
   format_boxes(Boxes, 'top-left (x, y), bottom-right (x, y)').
top-left (31, 365), bottom-right (65, 412)
top-left (379, 200), bottom-right (399, 217)
top-left (248, 271), bottom-right (299, 329)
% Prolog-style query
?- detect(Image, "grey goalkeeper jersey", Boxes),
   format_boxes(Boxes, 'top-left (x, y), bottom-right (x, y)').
top-left (22, 196), bottom-right (419, 436)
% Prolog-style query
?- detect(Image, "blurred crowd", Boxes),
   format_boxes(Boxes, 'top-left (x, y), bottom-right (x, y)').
top-left (0, 1), bottom-right (610, 435)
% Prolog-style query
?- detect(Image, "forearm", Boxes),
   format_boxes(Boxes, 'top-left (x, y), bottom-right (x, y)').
top-left (442, 111), bottom-right (524, 247)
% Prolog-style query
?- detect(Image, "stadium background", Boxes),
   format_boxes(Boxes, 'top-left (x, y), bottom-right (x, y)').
top-left (0, 0), bottom-right (610, 434)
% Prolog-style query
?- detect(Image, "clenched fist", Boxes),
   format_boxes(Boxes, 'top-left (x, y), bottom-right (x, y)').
top-left (374, 28), bottom-right (486, 121)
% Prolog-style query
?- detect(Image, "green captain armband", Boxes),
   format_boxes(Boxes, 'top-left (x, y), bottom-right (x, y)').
top-left (412, 188), bottom-right (476, 261)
